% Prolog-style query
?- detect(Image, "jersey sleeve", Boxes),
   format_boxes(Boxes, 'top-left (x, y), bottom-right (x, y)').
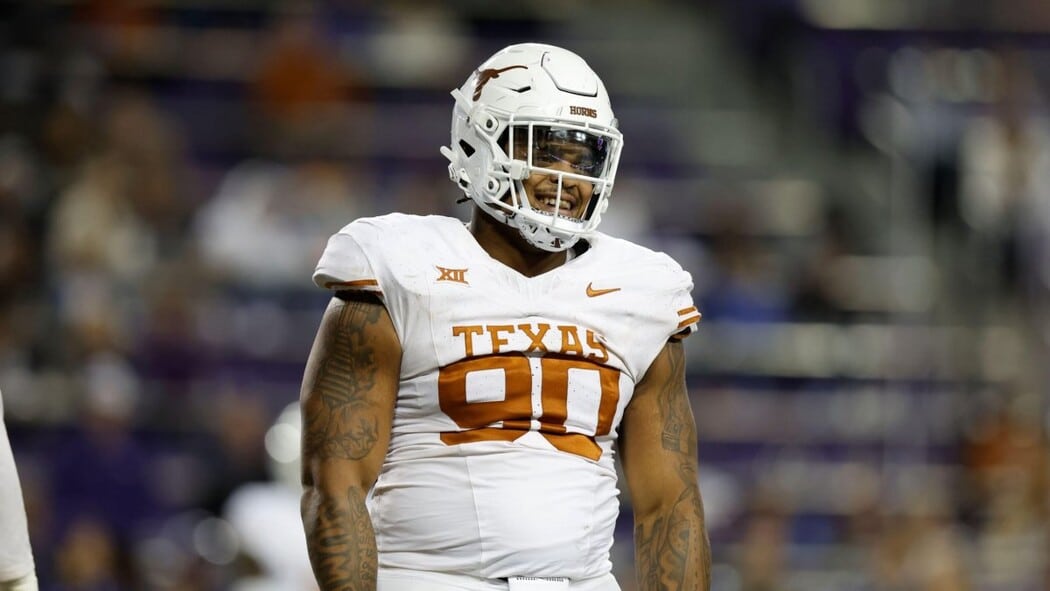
top-left (310, 214), bottom-right (420, 348)
top-left (669, 276), bottom-right (701, 342)
top-left (655, 253), bottom-right (701, 343)
top-left (312, 225), bottom-right (383, 295)
top-left (615, 246), bottom-right (702, 380)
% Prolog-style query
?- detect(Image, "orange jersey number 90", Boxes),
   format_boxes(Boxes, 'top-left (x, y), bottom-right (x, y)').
top-left (437, 354), bottom-right (621, 460)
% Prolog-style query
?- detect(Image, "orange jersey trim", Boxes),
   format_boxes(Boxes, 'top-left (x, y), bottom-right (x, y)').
top-left (677, 315), bottom-right (701, 329)
top-left (676, 305), bottom-right (701, 329)
top-left (324, 279), bottom-right (380, 290)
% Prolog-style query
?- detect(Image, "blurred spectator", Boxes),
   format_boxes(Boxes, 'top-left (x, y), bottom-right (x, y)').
top-left (38, 102), bottom-right (97, 191)
top-left (133, 264), bottom-right (211, 406)
top-left (48, 353), bottom-right (159, 544)
top-left (0, 198), bottom-right (38, 307)
top-left (699, 202), bottom-right (790, 323)
top-left (867, 492), bottom-right (970, 591)
top-left (0, 135), bottom-right (47, 294)
top-left (957, 47), bottom-right (1050, 305)
top-left (736, 509), bottom-right (790, 591)
top-left (44, 91), bottom-right (190, 371)
top-left (252, 6), bottom-right (354, 119)
top-left (195, 388), bottom-right (272, 516)
top-left (963, 395), bottom-right (1050, 590)
top-left (367, 1), bottom-right (470, 89)
top-left (249, 3), bottom-right (368, 159)
top-left (52, 516), bottom-right (124, 591)
top-left (47, 155), bottom-right (156, 282)
top-left (790, 207), bottom-right (851, 322)
top-left (222, 402), bottom-right (317, 591)
top-left (99, 90), bottom-right (193, 254)
top-left (194, 159), bottom-right (366, 288)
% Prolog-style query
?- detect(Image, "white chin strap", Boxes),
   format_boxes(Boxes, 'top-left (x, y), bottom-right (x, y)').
top-left (515, 219), bottom-right (580, 252)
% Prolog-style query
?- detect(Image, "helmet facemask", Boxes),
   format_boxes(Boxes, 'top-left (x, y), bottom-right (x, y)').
top-left (494, 121), bottom-right (621, 251)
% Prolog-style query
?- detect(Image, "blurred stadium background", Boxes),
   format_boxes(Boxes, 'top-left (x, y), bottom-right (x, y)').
top-left (1, 1), bottom-right (1048, 589)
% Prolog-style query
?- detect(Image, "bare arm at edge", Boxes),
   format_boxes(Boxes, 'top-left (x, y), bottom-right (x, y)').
top-left (300, 292), bottom-right (401, 591)
top-left (620, 340), bottom-right (711, 591)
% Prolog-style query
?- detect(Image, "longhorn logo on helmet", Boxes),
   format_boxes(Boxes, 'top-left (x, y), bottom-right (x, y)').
top-left (473, 65), bottom-right (528, 100)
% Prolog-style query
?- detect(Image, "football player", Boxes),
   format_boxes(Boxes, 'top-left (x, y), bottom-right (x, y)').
top-left (301, 43), bottom-right (710, 591)
top-left (0, 389), bottom-right (37, 591)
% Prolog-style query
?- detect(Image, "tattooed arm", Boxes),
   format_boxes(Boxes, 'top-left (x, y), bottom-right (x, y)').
top-left (300, 291), bottom-right (401, 591)
top-left (619, 340), bottom-right (710, 591)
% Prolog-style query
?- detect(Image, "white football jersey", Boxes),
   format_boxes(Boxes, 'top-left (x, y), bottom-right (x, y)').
top-left (313, 214), bottom-right (699, 580)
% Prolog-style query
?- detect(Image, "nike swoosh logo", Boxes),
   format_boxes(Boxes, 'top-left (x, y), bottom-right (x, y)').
top-left (586, 282), bottom-right (621, 297)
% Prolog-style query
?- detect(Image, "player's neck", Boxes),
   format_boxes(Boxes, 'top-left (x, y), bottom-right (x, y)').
top-left (470, 209), bottom-right (570, 277)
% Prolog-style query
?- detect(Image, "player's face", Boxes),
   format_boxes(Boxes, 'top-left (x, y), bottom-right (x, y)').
top-left (506, 126), bottom-right (609, 221)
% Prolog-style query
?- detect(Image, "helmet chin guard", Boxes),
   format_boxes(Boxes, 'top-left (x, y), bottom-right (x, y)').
top-left (440, 43), bottom-right (623, 252)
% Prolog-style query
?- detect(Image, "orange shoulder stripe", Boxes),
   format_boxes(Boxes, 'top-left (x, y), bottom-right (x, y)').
top-left (677, 314), bottom-right (701, 329)
top-left (324, 279), bottom-right (380, 289)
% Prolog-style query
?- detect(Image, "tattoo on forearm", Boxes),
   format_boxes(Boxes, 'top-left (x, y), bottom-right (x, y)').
top-left (637, 342), bottom-right (711, 590)
top-left (304, 300), bottom-right (385, 461)
top-left (635, 473), bottom-right (708, 590)
top-left (304, 486), bottom-right (377, 590)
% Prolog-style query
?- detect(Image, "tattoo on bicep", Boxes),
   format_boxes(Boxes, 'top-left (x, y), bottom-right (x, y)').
top-left (305, 486), bottom-right (377, 590)
top-left (658, 342), bottom-right (690, 453)
top-left (304, 300), bottom-right (386, 461)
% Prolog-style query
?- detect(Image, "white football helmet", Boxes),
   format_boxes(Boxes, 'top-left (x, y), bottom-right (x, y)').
top-left (440, 43), bottom-right (624, 252)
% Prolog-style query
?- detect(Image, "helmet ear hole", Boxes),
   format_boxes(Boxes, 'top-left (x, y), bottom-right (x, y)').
top-left (485, 177), bottom-right (500, 194)
top-left (481, 114), bottom-right (499, 134)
